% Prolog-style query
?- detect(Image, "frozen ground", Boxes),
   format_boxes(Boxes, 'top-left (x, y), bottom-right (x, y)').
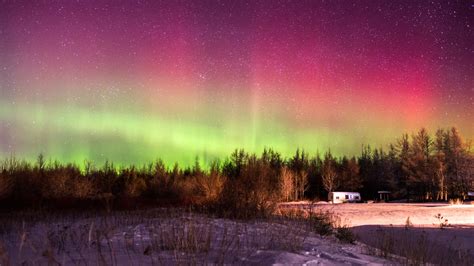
top-left (0, 209), bottom-right (390, 265)
top-left (1, 203), bottom-right (472, 265)
top-left (280, 202), bottom-right (474, 264)
top-left (280, 202), bottom-right (474, 226)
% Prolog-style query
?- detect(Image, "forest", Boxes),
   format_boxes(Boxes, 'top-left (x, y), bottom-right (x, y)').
top-left (0, 127), bottom-right (472, 215)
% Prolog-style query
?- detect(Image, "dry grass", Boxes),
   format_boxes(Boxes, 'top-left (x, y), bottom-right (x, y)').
top-left (0, 208), bottom-right (325, 265)
top-left (278, 205), bottom-right (356, 243)
top-left (449, 198), bottom-right (464, 205)
top-left (360, 225), bottom-right (473, 265)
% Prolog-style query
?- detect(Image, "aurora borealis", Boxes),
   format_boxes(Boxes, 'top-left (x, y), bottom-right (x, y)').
top-left (0, 1), bottom-right (472, 166)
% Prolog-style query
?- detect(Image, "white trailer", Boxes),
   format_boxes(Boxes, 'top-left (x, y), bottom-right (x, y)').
top-left (328, 191), bottom-right (361, 203)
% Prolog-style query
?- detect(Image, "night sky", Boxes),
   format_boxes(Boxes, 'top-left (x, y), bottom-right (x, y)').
top-left (0, 1), bottom-right (472, 166)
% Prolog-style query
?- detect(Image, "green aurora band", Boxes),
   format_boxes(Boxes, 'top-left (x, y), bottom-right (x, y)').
top-left (1, 1), bottom-right (472, 167)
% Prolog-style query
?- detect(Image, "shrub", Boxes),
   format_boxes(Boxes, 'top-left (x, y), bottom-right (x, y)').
top-left (335, 225), bottom-right (356, 244)
top-left (0, 172), bottom-right (12, 200)
top-left (124, 177), bottom-right (147, 198)
top-left (433, 213), bottom-right (449, 229)
top-left (308, 211), bottom-right (335, 236)
top-left (41, 172), bottom-right (71, 199)
top-left (71, 177), bottom-right (96, 199)
top-left (278, 208), bottom-right (310, 219)
top-left (405, 216), bottom-right (413, 229)
top-left (195, 166), bottom-right (226, 203)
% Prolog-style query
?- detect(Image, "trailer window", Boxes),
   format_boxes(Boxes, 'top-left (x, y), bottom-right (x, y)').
top-left (345, 195), bottom-right (349, 199)
top-left (336, 196), bottom-right (339, 199)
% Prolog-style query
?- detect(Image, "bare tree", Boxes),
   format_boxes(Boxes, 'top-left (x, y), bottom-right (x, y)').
top-left (198, 161), bottom-right (226, 202)
top-left (296, 170), bottom-right (309, 200)
top-left (322, 152), bottom-right (338, 200)
top-left (280, 167), bottom-right (294, 202)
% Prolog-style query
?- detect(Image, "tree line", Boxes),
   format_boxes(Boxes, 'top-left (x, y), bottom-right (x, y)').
top-left (0, 127), bottom-right (472, 214)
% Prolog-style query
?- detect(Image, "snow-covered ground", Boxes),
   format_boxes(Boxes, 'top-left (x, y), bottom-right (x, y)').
top-left (0, 209), bottom-right (390, 265)
top-left (279, 202), bottom-right (474, 264)
top-left (1, 203), bottom-right (473, 265)
top-left (279, 201), bottom-right (474, 226)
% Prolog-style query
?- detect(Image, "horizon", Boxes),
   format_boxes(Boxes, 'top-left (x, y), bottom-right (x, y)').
top-left (1, 1), bottom-right (472, 166)
top-left (0, 126), bottom-right (471, 169)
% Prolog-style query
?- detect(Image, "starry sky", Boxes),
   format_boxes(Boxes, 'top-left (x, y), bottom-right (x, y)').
top-left (0, 1), bottom-right (472, 166)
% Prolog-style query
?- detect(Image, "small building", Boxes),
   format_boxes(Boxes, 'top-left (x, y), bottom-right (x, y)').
top-left (328, 191), bottom-right (361, 204)
top-left (377, 191), bottom-right (391, 202)
top-left (467, 192), bottom-right (474, 201)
